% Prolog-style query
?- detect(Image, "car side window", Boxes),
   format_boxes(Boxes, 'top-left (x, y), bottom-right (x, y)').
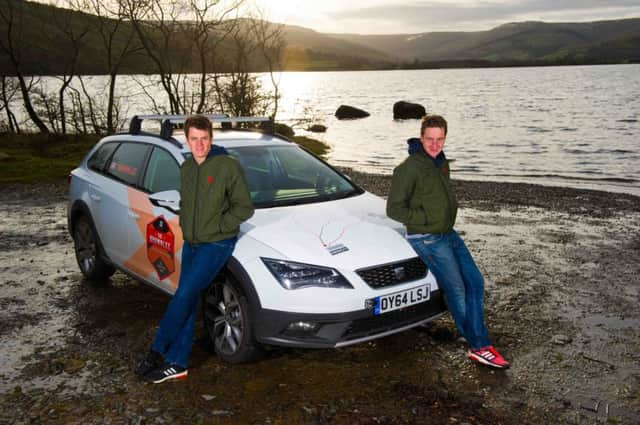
top-left (106, 143), bottom-right (149, 186)
top-left (142, 147), bottom-right (181, 193)
top-left (87, 142), bottom-right (119, 173)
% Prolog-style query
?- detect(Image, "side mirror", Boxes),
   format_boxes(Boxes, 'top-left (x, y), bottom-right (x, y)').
top-left (149, 190), bottom-right (180, 213)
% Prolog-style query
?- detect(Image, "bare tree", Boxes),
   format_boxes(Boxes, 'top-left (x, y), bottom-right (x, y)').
top-left (216, 17), bottom-right (285, 120)
top-left (123, 0), bottom-right (192, 114)
top-left (123, 0), bottom-right (247, 115)
top-left (186, 0), bottom-right (243, 114)
top-left (72, 0), bottom-right (141, 133)
top-left (32, 84), bottom-right (61, 134)
top-left (0, 0), bottom-right (50, 133)
top-left (49, 1), bottom-right (91, 134)
top-left (0, 76), bottom-right (20, 133)
top-left (251, 13), bottom-right (286, 119)
top-left (220, 22), bottom-right (262, 117)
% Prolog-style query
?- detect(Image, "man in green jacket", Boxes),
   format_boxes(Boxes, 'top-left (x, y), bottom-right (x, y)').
top-left (137, 115), bottom-right (254, 383)
top-left (387, 114), bottom-right (509, 369)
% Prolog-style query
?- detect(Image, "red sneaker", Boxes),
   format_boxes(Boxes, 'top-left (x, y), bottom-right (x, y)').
top-left (467, 346), bottom-right (510, 369)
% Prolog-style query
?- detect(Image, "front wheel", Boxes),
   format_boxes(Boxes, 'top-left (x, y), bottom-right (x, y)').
top-left (203, 277), bottom-right (262, 363)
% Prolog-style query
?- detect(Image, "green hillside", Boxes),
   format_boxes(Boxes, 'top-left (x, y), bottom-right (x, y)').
top-left (0, 0), bottom-right (393, 75)
top-left (1, 0), bottom-right (639, 75)
top-left (333, 19), bottom-right (640, 65)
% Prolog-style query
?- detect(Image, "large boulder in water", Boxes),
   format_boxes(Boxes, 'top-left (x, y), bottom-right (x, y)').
top-left (307, 124), bottom-right (327, 133)
top-left (393, 101), bottom-right (426, 119)
top-left (335, 105), bottom-right (370, 120)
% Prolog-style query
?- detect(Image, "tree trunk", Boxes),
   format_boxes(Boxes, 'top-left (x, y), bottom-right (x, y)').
top-left (1, 77), bottom-right (17, 133)
top-left (107, 73), bottom-right (117, 134)
top-left (59, 83), bottom-right (67, 134)
top-left (17, 75), bottom-right (49, 133)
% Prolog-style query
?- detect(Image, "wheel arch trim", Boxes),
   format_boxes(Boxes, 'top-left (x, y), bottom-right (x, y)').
top-left (225, 256), bottom-right (263, 314)
top-left (68, 200), bottom-right (113, 266)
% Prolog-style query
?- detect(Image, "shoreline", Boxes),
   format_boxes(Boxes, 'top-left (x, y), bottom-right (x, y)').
top-left (3, 172), bottom-right (639, 217)
top-left (337, 168), bottom-right (640, 218)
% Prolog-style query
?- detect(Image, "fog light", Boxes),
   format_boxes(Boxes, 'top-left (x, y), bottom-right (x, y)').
top-left (286, 321), bottom-right (319, 333)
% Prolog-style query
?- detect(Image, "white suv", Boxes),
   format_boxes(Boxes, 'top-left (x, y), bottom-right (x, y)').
top-left (68, 115), bottom-right (446, 363)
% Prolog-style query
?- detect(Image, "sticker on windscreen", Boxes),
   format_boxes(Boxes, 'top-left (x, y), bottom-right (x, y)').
top-left (147, 216), bottom-right (175, 279)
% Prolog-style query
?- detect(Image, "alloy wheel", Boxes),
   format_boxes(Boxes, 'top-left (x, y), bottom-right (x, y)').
top-left (207, 282), bottom-right (245, 356)
top-left (74, 218), bottom-right (97, 274)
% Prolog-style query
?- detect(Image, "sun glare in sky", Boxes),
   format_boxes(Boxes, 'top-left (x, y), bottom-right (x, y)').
top-left (49, 0), bottom-right (640, 34)
top-left (247, 0), bottom-right (640, 34)
top-left (249, 0), bottom-right (318, 28)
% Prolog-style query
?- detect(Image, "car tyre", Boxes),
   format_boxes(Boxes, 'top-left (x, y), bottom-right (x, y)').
top-left (73, 215), bottom-right (115, 281)
top-left (204, 276), bottom-right (262, 363)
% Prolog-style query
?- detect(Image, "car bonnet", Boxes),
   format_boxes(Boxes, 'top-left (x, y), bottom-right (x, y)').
top-left (240, 192), bottom-right (417, 270)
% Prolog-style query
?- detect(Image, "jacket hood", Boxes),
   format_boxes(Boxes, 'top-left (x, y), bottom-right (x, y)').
top-left (208, 145), bottom-right (229, 157)
top-left (407, 137), bottom-right (423, 155)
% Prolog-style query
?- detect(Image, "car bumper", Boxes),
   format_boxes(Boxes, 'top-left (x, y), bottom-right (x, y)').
top-left (254, 290), bottom-right (447, 348)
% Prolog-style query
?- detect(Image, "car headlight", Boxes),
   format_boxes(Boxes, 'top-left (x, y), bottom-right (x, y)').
top-left (261, 258), bottom-right (353, 290)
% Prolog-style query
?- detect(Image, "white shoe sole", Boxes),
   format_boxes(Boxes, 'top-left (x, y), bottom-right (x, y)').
top-left (467, 351), bottom-right (509, 369)
top-left (150, 370), bottom-right (188, 383)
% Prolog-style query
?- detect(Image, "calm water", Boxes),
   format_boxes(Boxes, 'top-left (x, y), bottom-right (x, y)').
top-left (271, 65), bottom-right (640, 196)
top-left (19, 65), bottom-right (640, 195)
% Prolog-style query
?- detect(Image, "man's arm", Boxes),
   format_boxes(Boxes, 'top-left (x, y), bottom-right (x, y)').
top-left (219, 160), bottom-right (255, 233)
top-left (386, 163), bottom-right (426, 226)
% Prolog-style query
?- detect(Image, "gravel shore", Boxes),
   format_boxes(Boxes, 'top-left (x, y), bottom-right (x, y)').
top-left (1, 175), bottom-right (639, 424)
top-left (339, 167), bottom-right (640, 217)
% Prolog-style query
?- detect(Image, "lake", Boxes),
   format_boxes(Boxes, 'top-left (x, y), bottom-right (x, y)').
top-left (272, 65), bottom-right (640, 196)
top-left (14, 64), bottom-right (640, 195)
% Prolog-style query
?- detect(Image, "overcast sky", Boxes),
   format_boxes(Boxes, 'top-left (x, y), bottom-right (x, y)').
top-left (252, 0), bottom-right (640, 34)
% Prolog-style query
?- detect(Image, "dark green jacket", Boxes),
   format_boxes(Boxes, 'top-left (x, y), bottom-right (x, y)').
top-left (180, 152), bottom-right (254, 243)
top-left (386, 151), bottom-right (458, 234)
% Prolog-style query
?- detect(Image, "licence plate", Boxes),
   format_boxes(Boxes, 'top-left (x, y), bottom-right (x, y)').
top-left (374, 285), bottom-right (430, 315)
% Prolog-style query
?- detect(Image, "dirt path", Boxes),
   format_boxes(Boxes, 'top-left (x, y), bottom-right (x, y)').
top-left (1, 180), bottom-right (639, 424)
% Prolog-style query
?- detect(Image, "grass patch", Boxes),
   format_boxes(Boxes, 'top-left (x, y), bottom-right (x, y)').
top-left (291, 135), bottom-right (330, 158)
top-left (0, 133), bottom-right (99, 183)
top-left (0, 132), bottom-right (331, 184)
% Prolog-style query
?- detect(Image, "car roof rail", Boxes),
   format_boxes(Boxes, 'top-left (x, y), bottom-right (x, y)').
top-left (129, 114), bottom-right (274, 142)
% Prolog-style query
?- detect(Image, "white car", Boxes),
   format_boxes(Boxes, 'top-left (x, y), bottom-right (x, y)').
top-left (68, 115), bottom-right (446, 363)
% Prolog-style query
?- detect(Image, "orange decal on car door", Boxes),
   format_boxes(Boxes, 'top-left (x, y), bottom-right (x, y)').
top-left (124, 188), bottom-right (184, 289)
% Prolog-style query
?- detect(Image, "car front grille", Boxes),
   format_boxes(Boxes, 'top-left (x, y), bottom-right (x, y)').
top-left (341, 291), bottom-right (445, 341)
top-left (356, 257), bottom-right (427, 288)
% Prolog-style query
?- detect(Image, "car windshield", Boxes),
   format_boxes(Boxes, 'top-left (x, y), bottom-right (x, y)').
top-left (223, 145), bottom-right (362, 208)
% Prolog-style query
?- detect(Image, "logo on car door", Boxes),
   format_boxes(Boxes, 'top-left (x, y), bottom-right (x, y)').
top-left (147, 216), bottom-right (175, 279)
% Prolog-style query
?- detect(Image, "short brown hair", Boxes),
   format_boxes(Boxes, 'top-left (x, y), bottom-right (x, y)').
top-left (420, 114), bottom-right (447, 136)
top-left (184, 114), bottom-right (213, 137)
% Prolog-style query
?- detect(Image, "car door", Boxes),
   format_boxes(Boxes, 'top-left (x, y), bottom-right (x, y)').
top-left (93, 142), bottom-right (151, 267)
top-left (125, 146), bottom-right (183, 293)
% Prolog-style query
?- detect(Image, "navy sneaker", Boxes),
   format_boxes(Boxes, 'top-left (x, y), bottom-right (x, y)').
top-left (135, 350), bottom-right (163, 376)
top-left (144, 363), bottom-right (188, 383)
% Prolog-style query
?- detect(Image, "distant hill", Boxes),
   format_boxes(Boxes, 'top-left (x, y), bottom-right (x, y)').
top-left (330, 19), bottom-right (640, 66)
top-left (281, 24), bottom-right (394, 70)
top-left (1, 0), bottom-right (638, 75)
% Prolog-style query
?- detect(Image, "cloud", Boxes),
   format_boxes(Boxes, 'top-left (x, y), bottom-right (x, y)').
top-left (320, 0), bottom-right (640, 33)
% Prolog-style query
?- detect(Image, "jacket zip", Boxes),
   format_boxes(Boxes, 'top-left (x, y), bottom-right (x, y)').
top-left (193, 164), bottom-right (200, 243)
top-left (438, 168), bottom-right (452, 229)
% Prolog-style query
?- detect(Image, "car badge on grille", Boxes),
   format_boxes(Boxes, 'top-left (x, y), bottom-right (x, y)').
top-left (393, 266), bottom-right (406, 281)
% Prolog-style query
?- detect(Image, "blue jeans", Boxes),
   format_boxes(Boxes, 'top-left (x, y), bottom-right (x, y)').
top-left (152, 238), bottom-right (236, 367)
top-left (408, 230), bottom-right (490, 349)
